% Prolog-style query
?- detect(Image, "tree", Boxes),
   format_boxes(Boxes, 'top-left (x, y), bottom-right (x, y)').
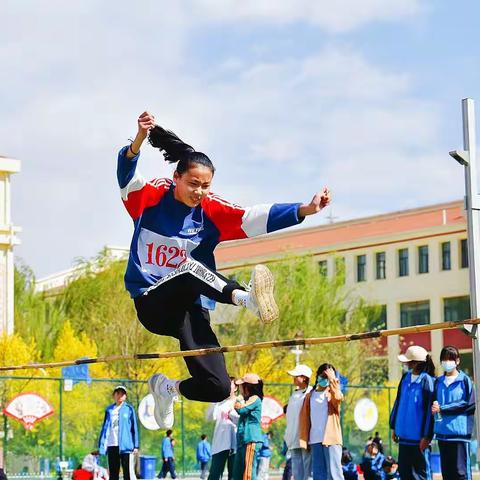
top-left (14, 261), bottom-right (64, 360)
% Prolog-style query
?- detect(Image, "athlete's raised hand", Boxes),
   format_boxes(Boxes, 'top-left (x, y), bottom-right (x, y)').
top-left (298, 187), bottom-right (331, 217)
top-left (138, 111), bottom-right (156, 137)
top-left (126, 111), bottom-right (156, 159)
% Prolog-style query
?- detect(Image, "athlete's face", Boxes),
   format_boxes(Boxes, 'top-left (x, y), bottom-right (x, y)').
top-left (173, 165), bottom-right (213, 207)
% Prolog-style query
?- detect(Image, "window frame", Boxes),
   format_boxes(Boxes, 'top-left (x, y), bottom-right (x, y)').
top-left (357, 254), bottom-right (367, 282)
top-left (398, 248), bottom-right (409, 277)
top-left (376, 252), bottom-right (386, 280)
top-left (418, 245), bottom-right (429, 274)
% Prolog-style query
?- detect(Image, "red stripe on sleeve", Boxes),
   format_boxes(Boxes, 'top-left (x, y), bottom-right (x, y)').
top-left (123, 179), bottom-right (171, 220)
top-left (202, 194), bottom-right (248, 242)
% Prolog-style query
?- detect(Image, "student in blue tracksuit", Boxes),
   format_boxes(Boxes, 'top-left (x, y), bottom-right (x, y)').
top-left (159, 430), bottom-right (177, 479)
top-left (197, 434), bottom-right (212, 480)
top-left (119, 112), bottom-right (331, 429)
top-left (98, 386), bottom-right (139, 480)
top-left (389, 345), bottom-right (435, 480)
top-left (432, 345), bottom-right (475, 480)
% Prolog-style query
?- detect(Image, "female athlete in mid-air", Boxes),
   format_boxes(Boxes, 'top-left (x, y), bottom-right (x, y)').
top-left (117, 111), bottom-right (331, 428)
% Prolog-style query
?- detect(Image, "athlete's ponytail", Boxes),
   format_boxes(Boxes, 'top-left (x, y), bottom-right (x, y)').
top-left (148, 125), bottom-right (215, 175)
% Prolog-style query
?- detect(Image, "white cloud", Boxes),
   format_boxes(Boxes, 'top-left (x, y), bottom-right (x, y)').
top-left (192, 0), bottom-right (424, 32)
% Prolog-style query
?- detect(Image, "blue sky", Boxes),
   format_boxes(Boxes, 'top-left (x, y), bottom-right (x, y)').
top-left (1, 0), bottom-right (479, 278)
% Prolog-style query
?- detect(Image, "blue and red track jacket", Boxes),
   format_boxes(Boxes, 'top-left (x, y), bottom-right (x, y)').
top-left (117, 146), bottom-right (304, 307)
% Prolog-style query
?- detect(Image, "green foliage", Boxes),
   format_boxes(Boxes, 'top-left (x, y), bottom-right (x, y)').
top-left (223, 256), bottom-right (383, 385)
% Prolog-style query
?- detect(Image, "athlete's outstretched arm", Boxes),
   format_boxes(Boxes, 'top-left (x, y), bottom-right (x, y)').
top-left (203, 187), bottom-right (332, 242)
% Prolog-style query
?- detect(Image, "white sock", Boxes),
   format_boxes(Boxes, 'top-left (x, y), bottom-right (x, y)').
top-left (232, 289), bottom-right (249, 307)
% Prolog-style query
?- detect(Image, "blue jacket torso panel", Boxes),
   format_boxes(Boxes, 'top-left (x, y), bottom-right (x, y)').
top-left (389, 372), bottom-right (435, 444)
top-left (434, 370), bottom-right (475, 441)
top-left (162, 437), bottom-right (174, 459)
top-left (196, 440), bottom-right (212, 462)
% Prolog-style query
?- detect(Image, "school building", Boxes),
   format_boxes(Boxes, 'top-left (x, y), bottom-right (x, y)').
top-left (35, 200), bottom-right (472, 380)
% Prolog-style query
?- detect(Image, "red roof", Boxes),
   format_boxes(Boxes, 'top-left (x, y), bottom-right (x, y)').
top-left (216, 200), bottom-right (465, 268)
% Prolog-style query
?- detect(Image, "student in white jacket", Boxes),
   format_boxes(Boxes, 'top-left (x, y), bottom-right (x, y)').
top-left (284, 365), bottom-right (313, 480)
top-left (207, 379), bottom-right (239, 480)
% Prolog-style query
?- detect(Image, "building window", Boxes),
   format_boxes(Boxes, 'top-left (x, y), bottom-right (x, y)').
top-left (461, 239), bottom-right (469, 268)
top-left (441, 242), bottom-right (451, 271)
top-left (444, 296), bottom-right (470, 322)
top-left (418, 245), bottom-right (429, 274)
top-left (318, 260), bottom-right (328, 277)
top-left (398, 248), bottom-right (409, 277)
top-left (400, 301), bottom-right (430, 327)
top-left (376, 252), bottom-right (386, 280)
top-left (357, 255), bottom-right (366, 282)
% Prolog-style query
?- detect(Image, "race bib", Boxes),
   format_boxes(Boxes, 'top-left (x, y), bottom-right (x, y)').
top-left (137, 228), bottom-right (199, 278)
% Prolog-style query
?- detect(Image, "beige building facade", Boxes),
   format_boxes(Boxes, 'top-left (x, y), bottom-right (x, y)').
top-left (0, 156), bottom-right (21, 335)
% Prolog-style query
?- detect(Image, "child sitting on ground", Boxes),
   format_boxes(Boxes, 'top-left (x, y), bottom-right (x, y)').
top-left (341, 448), bottom-right (358, 480)
top-left (381, 456), bottom-right (400, 480)
top-left (361, 442), bottom-right (384, 480)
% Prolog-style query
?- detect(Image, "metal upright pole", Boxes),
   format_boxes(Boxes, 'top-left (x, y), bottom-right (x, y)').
top-left (181, 400), bottom-right (185, 478)
top-left (451, 98), bottom-right (480, 458)
top-left (59, 379), bottom-right (64, 460)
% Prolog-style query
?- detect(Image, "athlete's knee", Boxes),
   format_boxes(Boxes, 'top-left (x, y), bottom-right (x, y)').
top-left (207, 375), bottom-right (231, 401)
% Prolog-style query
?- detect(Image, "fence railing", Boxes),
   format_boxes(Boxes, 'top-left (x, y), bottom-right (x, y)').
top-left (0, 376), bottom-right (469, 477)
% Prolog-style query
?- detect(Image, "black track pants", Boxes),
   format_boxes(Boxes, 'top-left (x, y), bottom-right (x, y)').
top-left (134, 259), bottom-right (243, 402)
top-left (107, 446), bottom-right (136, 480)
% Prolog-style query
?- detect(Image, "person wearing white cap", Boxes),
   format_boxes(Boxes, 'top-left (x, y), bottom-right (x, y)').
top-left (98, 386), bottom-right (139, 480)
top-left (389, 345), bottom-right (435, 480)
top-left (284, 365), bottom-right (313, 480)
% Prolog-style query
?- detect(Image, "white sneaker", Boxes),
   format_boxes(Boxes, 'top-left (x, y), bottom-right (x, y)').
top-left (148, 374), bottom-right (178, 429)
top-left (246, 265), bottom-right (279, 324)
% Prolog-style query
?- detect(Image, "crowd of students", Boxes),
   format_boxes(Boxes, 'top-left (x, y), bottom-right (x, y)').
top-left (279, 344), bottom-right (475, 480)
top-left (91, 343), bottom-right (474, 480)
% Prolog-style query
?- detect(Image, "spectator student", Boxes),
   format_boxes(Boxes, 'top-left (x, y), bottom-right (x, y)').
top-left (98, 386), bottom-right (139, 480)
top-left (159, 430), bottom-right (177, 479)
top-left (232, 374), bottom-right (264, 480)
top-left (299, 363), bottom-right (344, 480)
top-left (197, 434), bottom-right (212, 480)
top-left (390, 345), bottom-right (435, 480)
top-left (284, 364), bottom-right (313, 480)
top-left (206, 378), bottom-right (239, 480)
top-left (432, 345), bottom-right (475, 480)
top-left (257, 432), bottom-right (272, 480)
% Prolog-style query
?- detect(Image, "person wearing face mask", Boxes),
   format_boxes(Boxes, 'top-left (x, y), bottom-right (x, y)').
top-left (431, 345), bottom-right (475, 480)
top-left (299, 363), bottom-right (344, 480)
top-left (389, 345), bottom-right (435, 480)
